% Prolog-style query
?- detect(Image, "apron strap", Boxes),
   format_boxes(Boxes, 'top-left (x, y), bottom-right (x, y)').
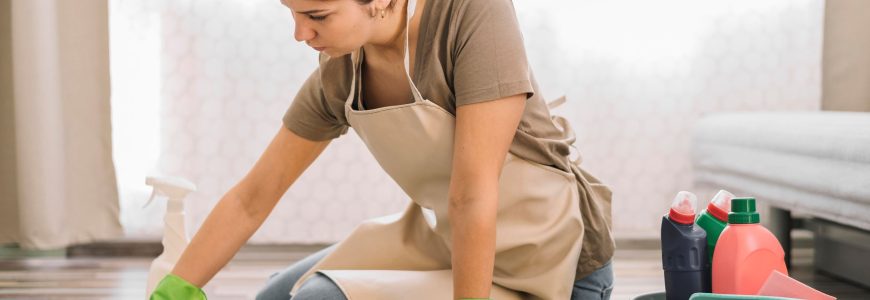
top-left (345, 49), bottom-right (364, 109)
top-left (404, 0), bottom-right (424, 104)
top-left (546, 95), bottom-right (567, 110)
top-left (547, 95), bottom-right (582, 165)
top-left (552, 115), bottom-right (583, 165)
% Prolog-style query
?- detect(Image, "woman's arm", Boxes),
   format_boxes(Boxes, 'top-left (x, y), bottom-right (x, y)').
top-left (170, 126), bottom-right (331, 287)
top-left (448, 94), bottom-right (526, 299)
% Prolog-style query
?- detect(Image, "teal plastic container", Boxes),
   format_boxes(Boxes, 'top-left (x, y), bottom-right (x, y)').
top-left (634, 292), bottom-right (800, 300)
top-left (689, 293), bottom-right (798, 300)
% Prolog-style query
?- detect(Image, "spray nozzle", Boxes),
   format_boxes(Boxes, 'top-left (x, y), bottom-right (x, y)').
top-left (144, 176), bottom-right (197, 208)
top-left (668, 191), bottom-right (698, 225)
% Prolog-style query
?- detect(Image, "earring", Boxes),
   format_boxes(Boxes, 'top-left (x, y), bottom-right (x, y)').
top-left (380, 9), bottom-right (386, 18)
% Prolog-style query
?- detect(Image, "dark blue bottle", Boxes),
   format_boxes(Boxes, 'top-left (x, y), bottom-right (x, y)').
top-left (661, 191), bottom-right (710, 300)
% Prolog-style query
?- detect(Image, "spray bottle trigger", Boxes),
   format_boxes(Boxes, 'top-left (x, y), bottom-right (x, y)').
top-left (143, 188), bottom-right (160, 208)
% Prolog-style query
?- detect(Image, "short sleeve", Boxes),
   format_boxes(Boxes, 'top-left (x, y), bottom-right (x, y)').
top-left (452, 0), bottom-right (534, 106)
top-left (282, 59), bottom-right (349, 141)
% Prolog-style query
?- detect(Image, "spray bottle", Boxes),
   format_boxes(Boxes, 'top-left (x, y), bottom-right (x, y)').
top-left (144, 176), bottom-right (196, 297)
top-left (661, 191), bottom-right (710, 300)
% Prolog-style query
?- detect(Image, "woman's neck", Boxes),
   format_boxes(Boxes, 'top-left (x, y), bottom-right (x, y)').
top-left (363, 0), bottom-right (410, 62)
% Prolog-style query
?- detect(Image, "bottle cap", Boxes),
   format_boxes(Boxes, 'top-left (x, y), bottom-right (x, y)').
top-left (668, 191), bottom-right (697, 225)
top-left (707, 190), bottom-right (734, 222)
top-left (728, 197), bottom-right (760, 224)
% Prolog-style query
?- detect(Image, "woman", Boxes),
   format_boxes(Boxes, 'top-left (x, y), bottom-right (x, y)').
top-left (150, 0), bottom-right (615, 299)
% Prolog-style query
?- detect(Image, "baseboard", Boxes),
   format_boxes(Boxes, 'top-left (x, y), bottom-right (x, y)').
top-left (616, 229), bottom-right (814, 250)
top-left (0, 244), bottom-right (66, 259)
top-left (65, 242), bottom-right (333, 258)
top-left (66, 241), bottom-right (165, 258)
top-left (56, 234), bottom-right (812, 258)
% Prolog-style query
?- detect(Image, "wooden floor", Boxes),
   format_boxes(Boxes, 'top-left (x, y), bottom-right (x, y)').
top-left (1, 243), bottom-right (868, 299)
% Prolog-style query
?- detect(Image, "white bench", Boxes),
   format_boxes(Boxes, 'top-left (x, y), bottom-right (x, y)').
top-left (691, 111), bottom-right (870, 286)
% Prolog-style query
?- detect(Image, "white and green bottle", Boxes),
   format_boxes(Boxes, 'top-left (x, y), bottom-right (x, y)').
top-left (144, 176), bottom-right (196, 297)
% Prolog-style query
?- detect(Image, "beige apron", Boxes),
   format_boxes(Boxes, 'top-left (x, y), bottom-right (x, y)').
top-left (289, 1), bottom-right (607, 298)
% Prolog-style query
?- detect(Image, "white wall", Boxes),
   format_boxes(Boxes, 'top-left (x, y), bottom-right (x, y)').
top-left (111, 0), bottom-right (823, 242)
top-left (514, 0), bottom-right (823, 238)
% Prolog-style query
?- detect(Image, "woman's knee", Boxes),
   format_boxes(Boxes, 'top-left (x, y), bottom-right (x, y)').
top-left (292, 274), bottom-right (347, 300)
top-left (255, 245), bottom-right (337, 300)
top-left (571, 260), bottom-right (614, 300)
top-left (255, 273), bottom-right (293, 300)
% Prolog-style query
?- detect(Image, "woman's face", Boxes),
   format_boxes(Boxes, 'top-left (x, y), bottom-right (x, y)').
top-left (282, 0), bottom-right (380, 57)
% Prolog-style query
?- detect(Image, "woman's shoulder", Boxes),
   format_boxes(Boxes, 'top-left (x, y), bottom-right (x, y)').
top-left (426, 0), bottom-right (522, 47)
top-left (314, 52), bottom-right (355, 98)
top-left (316, 52), bottom-right (352, 78)
top-left (440, 0), bottom-right (517, 19)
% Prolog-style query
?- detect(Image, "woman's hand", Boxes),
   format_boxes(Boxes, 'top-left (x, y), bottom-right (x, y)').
top-left (448, 93), bottom-right (526, 300)
top-left (150, 274), bottom-right (207, 300)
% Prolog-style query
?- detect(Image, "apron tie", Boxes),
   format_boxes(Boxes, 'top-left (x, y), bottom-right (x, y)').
top-left (547, 95), bottom-right (583, 165)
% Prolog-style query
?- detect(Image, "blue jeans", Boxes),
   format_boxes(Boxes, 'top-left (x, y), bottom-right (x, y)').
top-left (255, 245), bottom-right (614, 300)
top-left (571, 260), bottom-right (614, 300)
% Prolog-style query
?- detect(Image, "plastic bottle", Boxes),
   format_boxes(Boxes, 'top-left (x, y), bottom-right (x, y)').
top-left (661, 191), bottom-right (710, 300)
top-left (695, 190), bottom-right (734, 290)
top-left (712, 197), bottom-right (788, 295)
top-left (144, 176), bottom-right (197, 297)
top-left (696, 190), bottom-right (734, 261)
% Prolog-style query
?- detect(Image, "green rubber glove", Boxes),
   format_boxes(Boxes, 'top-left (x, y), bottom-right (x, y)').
top-left (150, 274), bottom-right (207, 300)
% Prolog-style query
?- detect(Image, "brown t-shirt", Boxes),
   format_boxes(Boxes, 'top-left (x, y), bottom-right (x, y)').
top-left (283, 0), bottom-right (614, 278)
top-left (283, 0), bottom-right (575, 172)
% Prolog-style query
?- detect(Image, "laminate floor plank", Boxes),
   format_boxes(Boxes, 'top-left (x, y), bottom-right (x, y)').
top-left (1, 244), bottom-right (867, 299)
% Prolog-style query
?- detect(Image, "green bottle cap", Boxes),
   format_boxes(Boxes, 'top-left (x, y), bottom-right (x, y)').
top-left (728, 197), bottom-right (760, 224)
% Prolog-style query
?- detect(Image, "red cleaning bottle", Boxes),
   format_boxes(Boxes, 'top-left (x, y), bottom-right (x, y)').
top-left (712, 197), bottom-right (788, 295)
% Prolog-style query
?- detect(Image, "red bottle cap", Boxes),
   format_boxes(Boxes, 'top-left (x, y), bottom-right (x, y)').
top-left (707, 190), bottom-right (734, 222)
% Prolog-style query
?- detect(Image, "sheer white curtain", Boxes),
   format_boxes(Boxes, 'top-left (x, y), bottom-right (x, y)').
top-left (0, 0), bottom-right (122, 249)
top-left (111, 0), bottom-right (823, 242)
top-left (110, 0), bottom-right (408, 242)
